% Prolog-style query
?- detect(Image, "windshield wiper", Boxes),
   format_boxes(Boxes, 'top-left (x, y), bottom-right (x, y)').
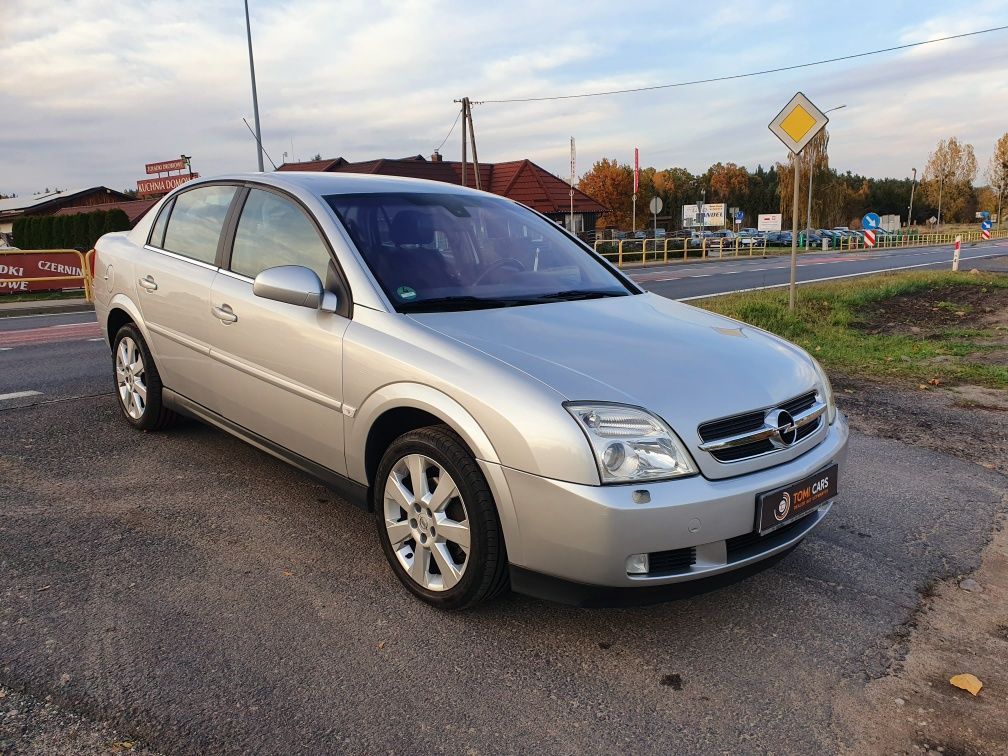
top-left (398, 295), bottom-right (542, 312)
top-left (528, 290), bottom-right (629, 302)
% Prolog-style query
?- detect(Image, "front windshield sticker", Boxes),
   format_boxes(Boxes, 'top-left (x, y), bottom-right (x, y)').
top-left (396, 285), bottom-right (417, 300)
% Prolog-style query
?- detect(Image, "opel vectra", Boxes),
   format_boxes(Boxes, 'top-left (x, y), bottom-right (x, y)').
top-left (92, 173), bottom-right (848, 608)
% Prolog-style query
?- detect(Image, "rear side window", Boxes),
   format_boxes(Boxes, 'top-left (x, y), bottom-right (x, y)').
top-left (230, 189), bottom-right (331, 281)
top-left (147, 199), bottom-right (173, 248)
top-left (162, 185), bottom-right (236, 265)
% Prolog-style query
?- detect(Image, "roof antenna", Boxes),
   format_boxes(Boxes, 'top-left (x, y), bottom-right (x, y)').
top-left (242, 117), bottom-right (278, 170)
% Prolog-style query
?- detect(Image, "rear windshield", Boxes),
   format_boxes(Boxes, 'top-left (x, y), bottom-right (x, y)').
top-left (324, 192), bottom-right (631, 312)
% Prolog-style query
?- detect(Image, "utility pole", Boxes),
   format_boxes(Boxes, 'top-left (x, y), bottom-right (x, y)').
top-left (455, 98), bottom-right (481, 190)
top-left (460, 101), bottom-right (467, 188)
top-left (243, 0), bottom-right (264, 172)
top-left (908, 167), bottom-right (917, 227)
top-left (569, 137), bottom-right (576, 234)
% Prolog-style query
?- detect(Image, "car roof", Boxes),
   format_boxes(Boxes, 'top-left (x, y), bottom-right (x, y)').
top-left (185, 171), bottom-right (497, 199)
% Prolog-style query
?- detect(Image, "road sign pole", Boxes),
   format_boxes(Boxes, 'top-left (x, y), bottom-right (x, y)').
top-left (790, 151), bottom-right (801, 310)
top-left (953, 235), bottom-right (961, 271)
top-left (632, 194), bottom-right (637, 233)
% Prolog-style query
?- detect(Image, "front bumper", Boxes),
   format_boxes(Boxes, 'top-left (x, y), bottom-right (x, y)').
top-left (498, 411), bottom-right (849, 594)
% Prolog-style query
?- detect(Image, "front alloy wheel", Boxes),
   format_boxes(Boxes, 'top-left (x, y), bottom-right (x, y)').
top-left (384, 453), bottom-right (471, 592)
top-left (374, 425), bottom-right (509, 609)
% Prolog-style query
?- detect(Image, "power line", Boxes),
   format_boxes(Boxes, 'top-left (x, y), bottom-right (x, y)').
top-left (435, 106), bottom-right (463, 152)
top-left (479, 25), bottom-right (1008, 104)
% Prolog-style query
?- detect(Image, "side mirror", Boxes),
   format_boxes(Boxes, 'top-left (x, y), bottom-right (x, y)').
top-left (252, 265), bottom-right (337, 312)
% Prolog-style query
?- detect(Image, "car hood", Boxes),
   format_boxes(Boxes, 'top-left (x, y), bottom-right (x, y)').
top-left (409, 292), bottom-right (822, 478)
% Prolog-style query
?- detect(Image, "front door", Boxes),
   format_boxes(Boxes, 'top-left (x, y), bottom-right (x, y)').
top-left (207, 187), bottom-right (350, 474)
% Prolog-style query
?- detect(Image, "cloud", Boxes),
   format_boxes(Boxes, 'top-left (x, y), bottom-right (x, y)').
top-left (1, 0), bottom-right (1006, 196)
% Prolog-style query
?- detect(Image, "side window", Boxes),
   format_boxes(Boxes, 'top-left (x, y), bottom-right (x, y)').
top-left (230, 189), bottom-right (331, 281)
top-left (162, 185), bottom-right (236, 265)
top-left (147, 199), bottom-right (173, 248)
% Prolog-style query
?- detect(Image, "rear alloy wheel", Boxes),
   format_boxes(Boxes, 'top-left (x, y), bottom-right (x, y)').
top-left (112, 324), bottom-right (176, 431)
top-left (375, 425), bottom-right (508, 609)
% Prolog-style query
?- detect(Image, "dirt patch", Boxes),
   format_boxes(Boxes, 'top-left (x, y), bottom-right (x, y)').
top-left (835, 376), bottom-right (1008, 475)
top-left (834, 514), bottom-right (1008, 756)
top-left (857, 282), bottom-right (1008, 341)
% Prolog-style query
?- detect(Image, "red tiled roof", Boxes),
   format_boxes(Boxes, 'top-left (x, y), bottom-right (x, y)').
top-left (53, 199), bottom-right (158, 227)
top-left (278, 155), bottom-right (607, 214)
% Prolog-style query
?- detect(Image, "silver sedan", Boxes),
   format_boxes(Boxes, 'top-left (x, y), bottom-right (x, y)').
top-left (93, 172), bottom-right (848, 609)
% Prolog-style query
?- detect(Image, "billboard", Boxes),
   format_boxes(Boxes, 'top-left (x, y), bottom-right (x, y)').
top-left (0, 251), bottom-right (85, 294)
top-left (137, 173), bottom-right (199, 196)
top-left (146, 158), bottom-right (189, 174)
top-left (682, 202), bottom-right (726, 228)
top-left (758, 213), bottom-right (783, 231)
top-left (880, 214), bottom-right (900, 232)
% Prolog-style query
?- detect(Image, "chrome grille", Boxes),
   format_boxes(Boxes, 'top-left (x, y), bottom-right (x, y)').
top-left (697, 391), bottom-right (823, 463)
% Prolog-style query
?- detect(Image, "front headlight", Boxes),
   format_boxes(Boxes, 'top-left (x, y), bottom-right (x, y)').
top-left (565, 403), bottom-right (698, 484)
top-left (811, 357), bottom-right (837, 425)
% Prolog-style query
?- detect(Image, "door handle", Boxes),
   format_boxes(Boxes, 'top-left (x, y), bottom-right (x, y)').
top-left (212, 304), bottom-right (238, 324)
top-left (138, 275), bottom-right (158, 292)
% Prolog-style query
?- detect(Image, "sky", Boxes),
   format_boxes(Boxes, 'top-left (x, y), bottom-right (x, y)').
top-left (2, 0), bottom-right (1007, 197)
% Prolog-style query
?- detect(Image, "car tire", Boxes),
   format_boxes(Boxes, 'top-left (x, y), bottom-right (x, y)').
top-left (112, 323), bottom-right (177, 431)
top-left (374, 424), bottom-right (509, 609)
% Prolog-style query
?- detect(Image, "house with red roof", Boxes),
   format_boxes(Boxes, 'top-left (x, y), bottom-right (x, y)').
top-left (277, 152), bottom-right (606, 234)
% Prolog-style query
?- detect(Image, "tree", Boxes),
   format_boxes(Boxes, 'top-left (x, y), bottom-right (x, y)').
top-left (987, 132), bottom-right (1008, 224)
top-left (577, 158), bottom-right (633, 229)
top-left (88, 212), bottom-right (105, 247)
top-left (312, 152), bottom-right (323, 161)
top-left (920, 137), bottom-right (977, 223)
top-left (72, 213), bottom-right (91, 249)
top-left (707, 162), bottom-right (749, 206)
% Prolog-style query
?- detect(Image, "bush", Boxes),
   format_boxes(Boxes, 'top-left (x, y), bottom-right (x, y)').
top-left (87, 212), bottom-right (105, 247)
top-left (72, 213), bottom-right (90, 249)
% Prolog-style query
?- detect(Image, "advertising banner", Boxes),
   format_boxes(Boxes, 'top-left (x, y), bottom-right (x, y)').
top-left (146, 158), bottom-right (189, 174)
top-left (137, 173), bottom-right (199, 196)
top-left (0, 251), bottom-right (85, 294)
top-left (758, 213), bottom-right (783, 231)
top-left (682, 202), bottom-right (726, 227)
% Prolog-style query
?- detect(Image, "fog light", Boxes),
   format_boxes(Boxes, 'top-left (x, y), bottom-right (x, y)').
top-left (626, 553), bottom-right (649, 575)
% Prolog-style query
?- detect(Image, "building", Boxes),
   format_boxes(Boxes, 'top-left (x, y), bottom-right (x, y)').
top-left (0, 187), bottom-right (133, 237)
top-left (277, 153), bottom-right (607, 234)
top-left (52, 199), bottom-right (159, 228)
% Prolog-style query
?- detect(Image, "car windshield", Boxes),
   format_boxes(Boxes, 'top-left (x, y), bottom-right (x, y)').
top-left (324, 192), bottom-right (631, 312)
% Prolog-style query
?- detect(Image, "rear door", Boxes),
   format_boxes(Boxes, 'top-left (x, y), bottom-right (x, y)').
top-left (207, 186), bottom-right (351, 474)
top-left (134, 184), bottom-right (238, 410)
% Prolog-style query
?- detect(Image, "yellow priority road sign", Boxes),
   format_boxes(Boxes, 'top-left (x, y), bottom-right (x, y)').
top-left (769, 92), bottom-right (829, 154)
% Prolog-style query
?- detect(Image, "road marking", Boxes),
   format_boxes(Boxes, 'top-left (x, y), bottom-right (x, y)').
top-left (0, 390), bottom-right (42, 401)
top-left (0, 311), bottom-right (96, 321)
top-left (88, 337), bottom-right (105, 342)
top-left (677, 251), bottom-right (1008, 301)
top-left (0, 347), bottom-right (11, 352)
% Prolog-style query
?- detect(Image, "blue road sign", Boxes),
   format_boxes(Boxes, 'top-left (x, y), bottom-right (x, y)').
top-left (862, 213), bottom-right (881, 230)
top-left (735, 210), bottom-right (744, 222)
top-left (981, 219), bottom-right (992, 230)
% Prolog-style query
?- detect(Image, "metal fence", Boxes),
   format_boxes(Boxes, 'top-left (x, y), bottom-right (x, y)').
top-left (593, 229), bottom-right (1007, 268)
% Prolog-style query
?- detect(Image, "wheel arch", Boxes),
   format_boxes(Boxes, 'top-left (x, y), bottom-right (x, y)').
top-left (350, 384), bottom-right (521, 563)
top-left (105, 294), bottom-right (151, 348)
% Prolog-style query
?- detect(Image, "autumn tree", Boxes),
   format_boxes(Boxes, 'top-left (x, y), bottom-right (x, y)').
top-left (577, 158), bottom-right (633, 229)
top-left (920, 137), bottom-right (977, 223)
top-left (986, 132), bottom-right (1008, 223)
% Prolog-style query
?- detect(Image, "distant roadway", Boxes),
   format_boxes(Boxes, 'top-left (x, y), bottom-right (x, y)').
top-left (627, 237), bottom-right (1008, 299)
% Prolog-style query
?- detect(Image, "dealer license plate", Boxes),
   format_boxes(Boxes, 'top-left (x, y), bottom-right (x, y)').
top-left (757, 464), bottom-right (838, 534)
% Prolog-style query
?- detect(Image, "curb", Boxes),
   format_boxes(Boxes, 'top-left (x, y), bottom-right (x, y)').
top-left (0, 302), bottom-right (95, 318)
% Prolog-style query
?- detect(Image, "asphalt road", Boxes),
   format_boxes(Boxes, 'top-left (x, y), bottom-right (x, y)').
top-left (627, 238), bottom-right (1008, 299)
top-left (1, 249), bottom-right (1006, 753)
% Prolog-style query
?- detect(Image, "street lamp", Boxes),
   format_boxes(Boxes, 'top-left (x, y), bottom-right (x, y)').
top-left (806, 104), bottom-right (845, 249)
top-left (244, 0), bottom-right (265, 172)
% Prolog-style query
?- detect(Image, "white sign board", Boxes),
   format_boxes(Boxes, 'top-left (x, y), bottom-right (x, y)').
top-left (682, 202), bottom-right (726, 228)
top-left (880, 214), bottom-right (901, 232)
top-left (649, 196), bottom-right (663, 214)
top-left (757, 213), bottom-right (783, 231)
